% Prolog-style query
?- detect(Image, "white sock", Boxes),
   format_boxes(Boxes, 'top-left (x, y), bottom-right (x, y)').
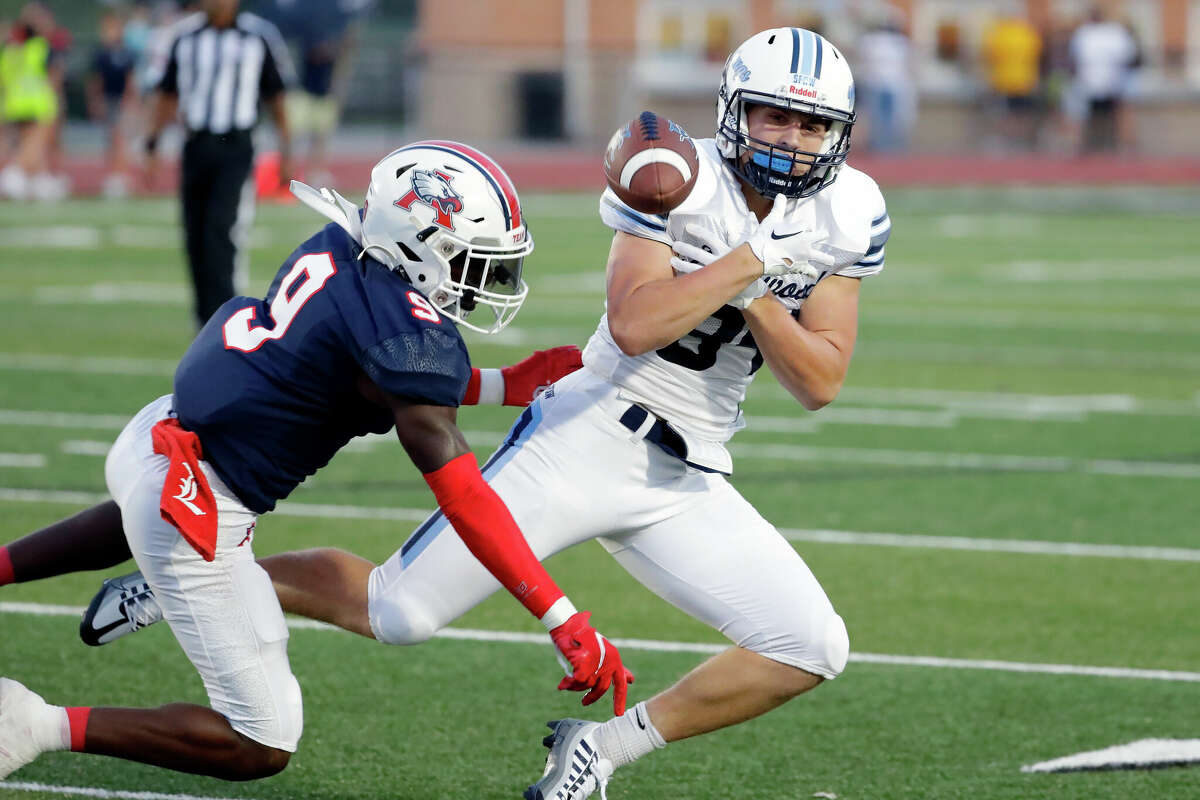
top-left (592, 701), bottom-right (666, 768)
top-left (39, 703), bottom-right (71, 752)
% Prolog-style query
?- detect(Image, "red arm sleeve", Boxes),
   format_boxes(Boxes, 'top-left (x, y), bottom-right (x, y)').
top-left (461, 368), bottom-right (482, 405)
top-left (423, 452), bottom-right (563, 618)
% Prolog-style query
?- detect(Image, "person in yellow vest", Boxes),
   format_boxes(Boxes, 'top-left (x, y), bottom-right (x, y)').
top-left (0, 4), bottom-right (59, 200)
top-left (981, 10), bottom-right (1044, 150)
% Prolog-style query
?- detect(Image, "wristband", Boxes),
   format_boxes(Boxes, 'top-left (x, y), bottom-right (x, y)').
top-left (540, 596), bottom-right (579, 631)
top-left (476, 368), bottom-right (504, 405)
top-left (462, 368), bottom-right (503, 405)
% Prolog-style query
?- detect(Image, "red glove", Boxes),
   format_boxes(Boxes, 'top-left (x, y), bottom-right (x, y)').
top-left (550, 611), bottom-right (634, 715)
top-left (500, 345), bottom-right (583, 406)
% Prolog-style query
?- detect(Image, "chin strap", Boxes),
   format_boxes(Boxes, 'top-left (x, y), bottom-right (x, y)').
top-left (289, 179), bottom-right (368, 253)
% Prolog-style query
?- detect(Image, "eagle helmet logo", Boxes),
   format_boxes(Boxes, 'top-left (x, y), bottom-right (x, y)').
top-left (394, 168), bottom-right (464, 229)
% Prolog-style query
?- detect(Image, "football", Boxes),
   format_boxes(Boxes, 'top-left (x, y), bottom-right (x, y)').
top-left (603, 111), bottom-right (699, 215)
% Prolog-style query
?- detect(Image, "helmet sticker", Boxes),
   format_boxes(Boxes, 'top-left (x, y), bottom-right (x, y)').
top-left (730, 55), bottom-right (751, 82)
top-left (394, 169), bottom-right (464, 230)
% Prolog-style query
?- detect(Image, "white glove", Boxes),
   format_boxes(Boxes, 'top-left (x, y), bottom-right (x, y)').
top-left (670, 224), bottom-right (767, 310)
top-left (744, 193), bottom-right (835, 278)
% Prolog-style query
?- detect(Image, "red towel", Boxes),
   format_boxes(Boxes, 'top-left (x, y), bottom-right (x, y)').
top-left (151, 418), bottom-right (218, 561)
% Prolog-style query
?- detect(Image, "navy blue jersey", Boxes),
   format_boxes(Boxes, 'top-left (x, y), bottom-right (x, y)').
top-left (173, 223), bottom-right (471, 513)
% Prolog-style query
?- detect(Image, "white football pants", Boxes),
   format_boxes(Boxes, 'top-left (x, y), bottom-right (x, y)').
top-left (105, 395), bottom-right (303, 751)
top-left (369, 368), bottom-right (849, 679)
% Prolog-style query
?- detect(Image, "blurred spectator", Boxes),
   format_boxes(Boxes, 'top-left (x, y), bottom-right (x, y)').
top-left (854, 9), bottom-right (916, 153)
top-left (87, 10), bottom-right (137, 198)
top-left (262, 0), bottom-right (371, 188)
top-left (42, 3), bottom-right (70, 196)
top-left (981, 8), bottom-right (1043, 151)
top-left (0, 3), bottom-right (64, 200)
top-left (1068, 6), bottom-right (1140, 153)
top-left (136, 2), bottom-right (189, 96)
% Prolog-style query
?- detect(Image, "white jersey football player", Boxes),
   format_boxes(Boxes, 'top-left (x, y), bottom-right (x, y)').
top-left (70, 27), bottom-right (890, 799)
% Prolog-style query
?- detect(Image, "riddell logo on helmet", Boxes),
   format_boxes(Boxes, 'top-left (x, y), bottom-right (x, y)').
top-left (787, 84), bottom-right (819, 99)
top-left (395, 168), bottom-right (464, 230)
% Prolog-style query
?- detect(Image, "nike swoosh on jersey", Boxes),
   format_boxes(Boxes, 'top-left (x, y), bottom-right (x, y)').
top-left (770, 230), bottom-right (802, 240)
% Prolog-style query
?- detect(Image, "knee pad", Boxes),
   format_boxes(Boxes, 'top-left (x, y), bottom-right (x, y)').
top-left (822, 613), bottom-right (850, 677)
top-left (745, 609), bottom-right (849, 679)
top-left (368, 587), bottom-right (440, 646)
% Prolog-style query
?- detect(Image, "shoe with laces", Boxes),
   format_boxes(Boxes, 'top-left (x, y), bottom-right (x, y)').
top-left (524, 719), bottom-right (614, 800)
top-left (79, 570), bottom-right (163, 646)
top-left (0, 678), bottom-right (59, 778)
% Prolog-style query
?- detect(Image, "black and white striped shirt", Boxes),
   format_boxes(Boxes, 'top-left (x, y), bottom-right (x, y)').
top-left (148, 12), bottom-right (294, 135)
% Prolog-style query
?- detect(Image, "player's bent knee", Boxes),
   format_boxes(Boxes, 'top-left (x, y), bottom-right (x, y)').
top-left (255, 746), bottom-right (291, 779)
top-left (225, 741), bottom-right (291, 781)
top-left (760, 610), bottom-right (849, 680)
top-left (823, 613), bottom-right (849, 677)
top-left (368, 590), bottom-right (440, 646)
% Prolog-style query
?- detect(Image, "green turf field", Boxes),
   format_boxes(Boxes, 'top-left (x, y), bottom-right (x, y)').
top-left (1, 186), bottom-right (1198, 799)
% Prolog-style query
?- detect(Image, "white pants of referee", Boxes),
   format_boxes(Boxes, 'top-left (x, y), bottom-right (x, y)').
top-left (369, 367), bottom-right (849, 680)
top-left (104, 395), bottom-right (303, 751)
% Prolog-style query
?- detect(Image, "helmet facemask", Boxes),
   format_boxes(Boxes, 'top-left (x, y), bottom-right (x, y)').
top-left (720, 87), bottom-right (854, 199)
top-left (417, 229), bottom-right (531, 335)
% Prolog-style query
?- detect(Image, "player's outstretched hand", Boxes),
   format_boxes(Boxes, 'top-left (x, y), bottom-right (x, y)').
top-left (671, 223), bottom-right (767, 309)
top-left (550, 611), bottom-right (635, 715)
top-left (500, 345), bottom-right (583, 406)
top-left (745, 193), bottom-right (835, 278)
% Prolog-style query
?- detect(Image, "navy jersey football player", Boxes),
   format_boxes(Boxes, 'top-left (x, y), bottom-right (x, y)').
top-left (0, 142), bottom-right (632, 783)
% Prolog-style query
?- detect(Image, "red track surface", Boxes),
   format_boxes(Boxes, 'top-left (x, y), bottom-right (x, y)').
top-left (57, 151), bottom-right (1200, 197)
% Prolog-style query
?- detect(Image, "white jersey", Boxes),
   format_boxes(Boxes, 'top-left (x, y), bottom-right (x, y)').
top-left (583, 137), bottom-right (890, 471)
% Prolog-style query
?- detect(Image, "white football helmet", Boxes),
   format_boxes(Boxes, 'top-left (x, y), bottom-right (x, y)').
top-left (716, 28), bottom-right (856, 198)
top-left (292, 140), bottom-right (532, 334)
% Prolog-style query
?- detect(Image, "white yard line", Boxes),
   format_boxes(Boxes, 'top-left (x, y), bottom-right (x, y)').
top-left (0, 781), bottom-right (251, 800)
top-left (0, 410), bottom-right (131, 430)
top-left (3, 357), bottom-right (1197, 419)
top-left (764, 385), bottom-right (1200, 417)
top-left (4, 364), bottom-right (1195, 420)
top-left (0, 454), bottom-right (45, 468)
top-left (8, 409), bottom-right (1200, 480)
top-left (2, 601), bottom-right (1198, 683)
top-left (781, 528), bottom-right (1200, 562)
top-left (0, 225), bottom-right (273, 251)
top-left (0, 354), bottom-right (175, 377)
top-left (2, 487), bottom-right (1198, 563)
top-left (60, 441), bottom-right (115, 456)
top-left (730, 443), bottom-right (1200, 479)
top-left (35, 283), bottom-right (187, 305)
top-left (865, 306), bottom-right (1200, 335)
top-left (855, 341), bottom-right (1200, 371)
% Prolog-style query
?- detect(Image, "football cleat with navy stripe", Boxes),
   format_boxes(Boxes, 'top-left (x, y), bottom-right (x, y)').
top-left (524, 719), bottom-right (614, 800)
top-left (79, 569), bottom-right (163, 646)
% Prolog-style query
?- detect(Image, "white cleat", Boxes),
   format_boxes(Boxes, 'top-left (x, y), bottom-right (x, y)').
top-left (79, 570), bottom-right (163, 646)
top-left (524, 719), bottom-right (614, 800)
top-left (0, 678), bottom-right (51, 778)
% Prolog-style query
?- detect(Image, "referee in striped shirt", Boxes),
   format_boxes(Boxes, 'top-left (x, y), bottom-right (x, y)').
top-left (143, 0), bottom-right (294, 326)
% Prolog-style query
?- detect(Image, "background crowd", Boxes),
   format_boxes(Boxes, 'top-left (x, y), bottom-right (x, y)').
top-left (0, 0), bottom-right (370, 201)
top-left (0, 0), bottom-right (1180, 202)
